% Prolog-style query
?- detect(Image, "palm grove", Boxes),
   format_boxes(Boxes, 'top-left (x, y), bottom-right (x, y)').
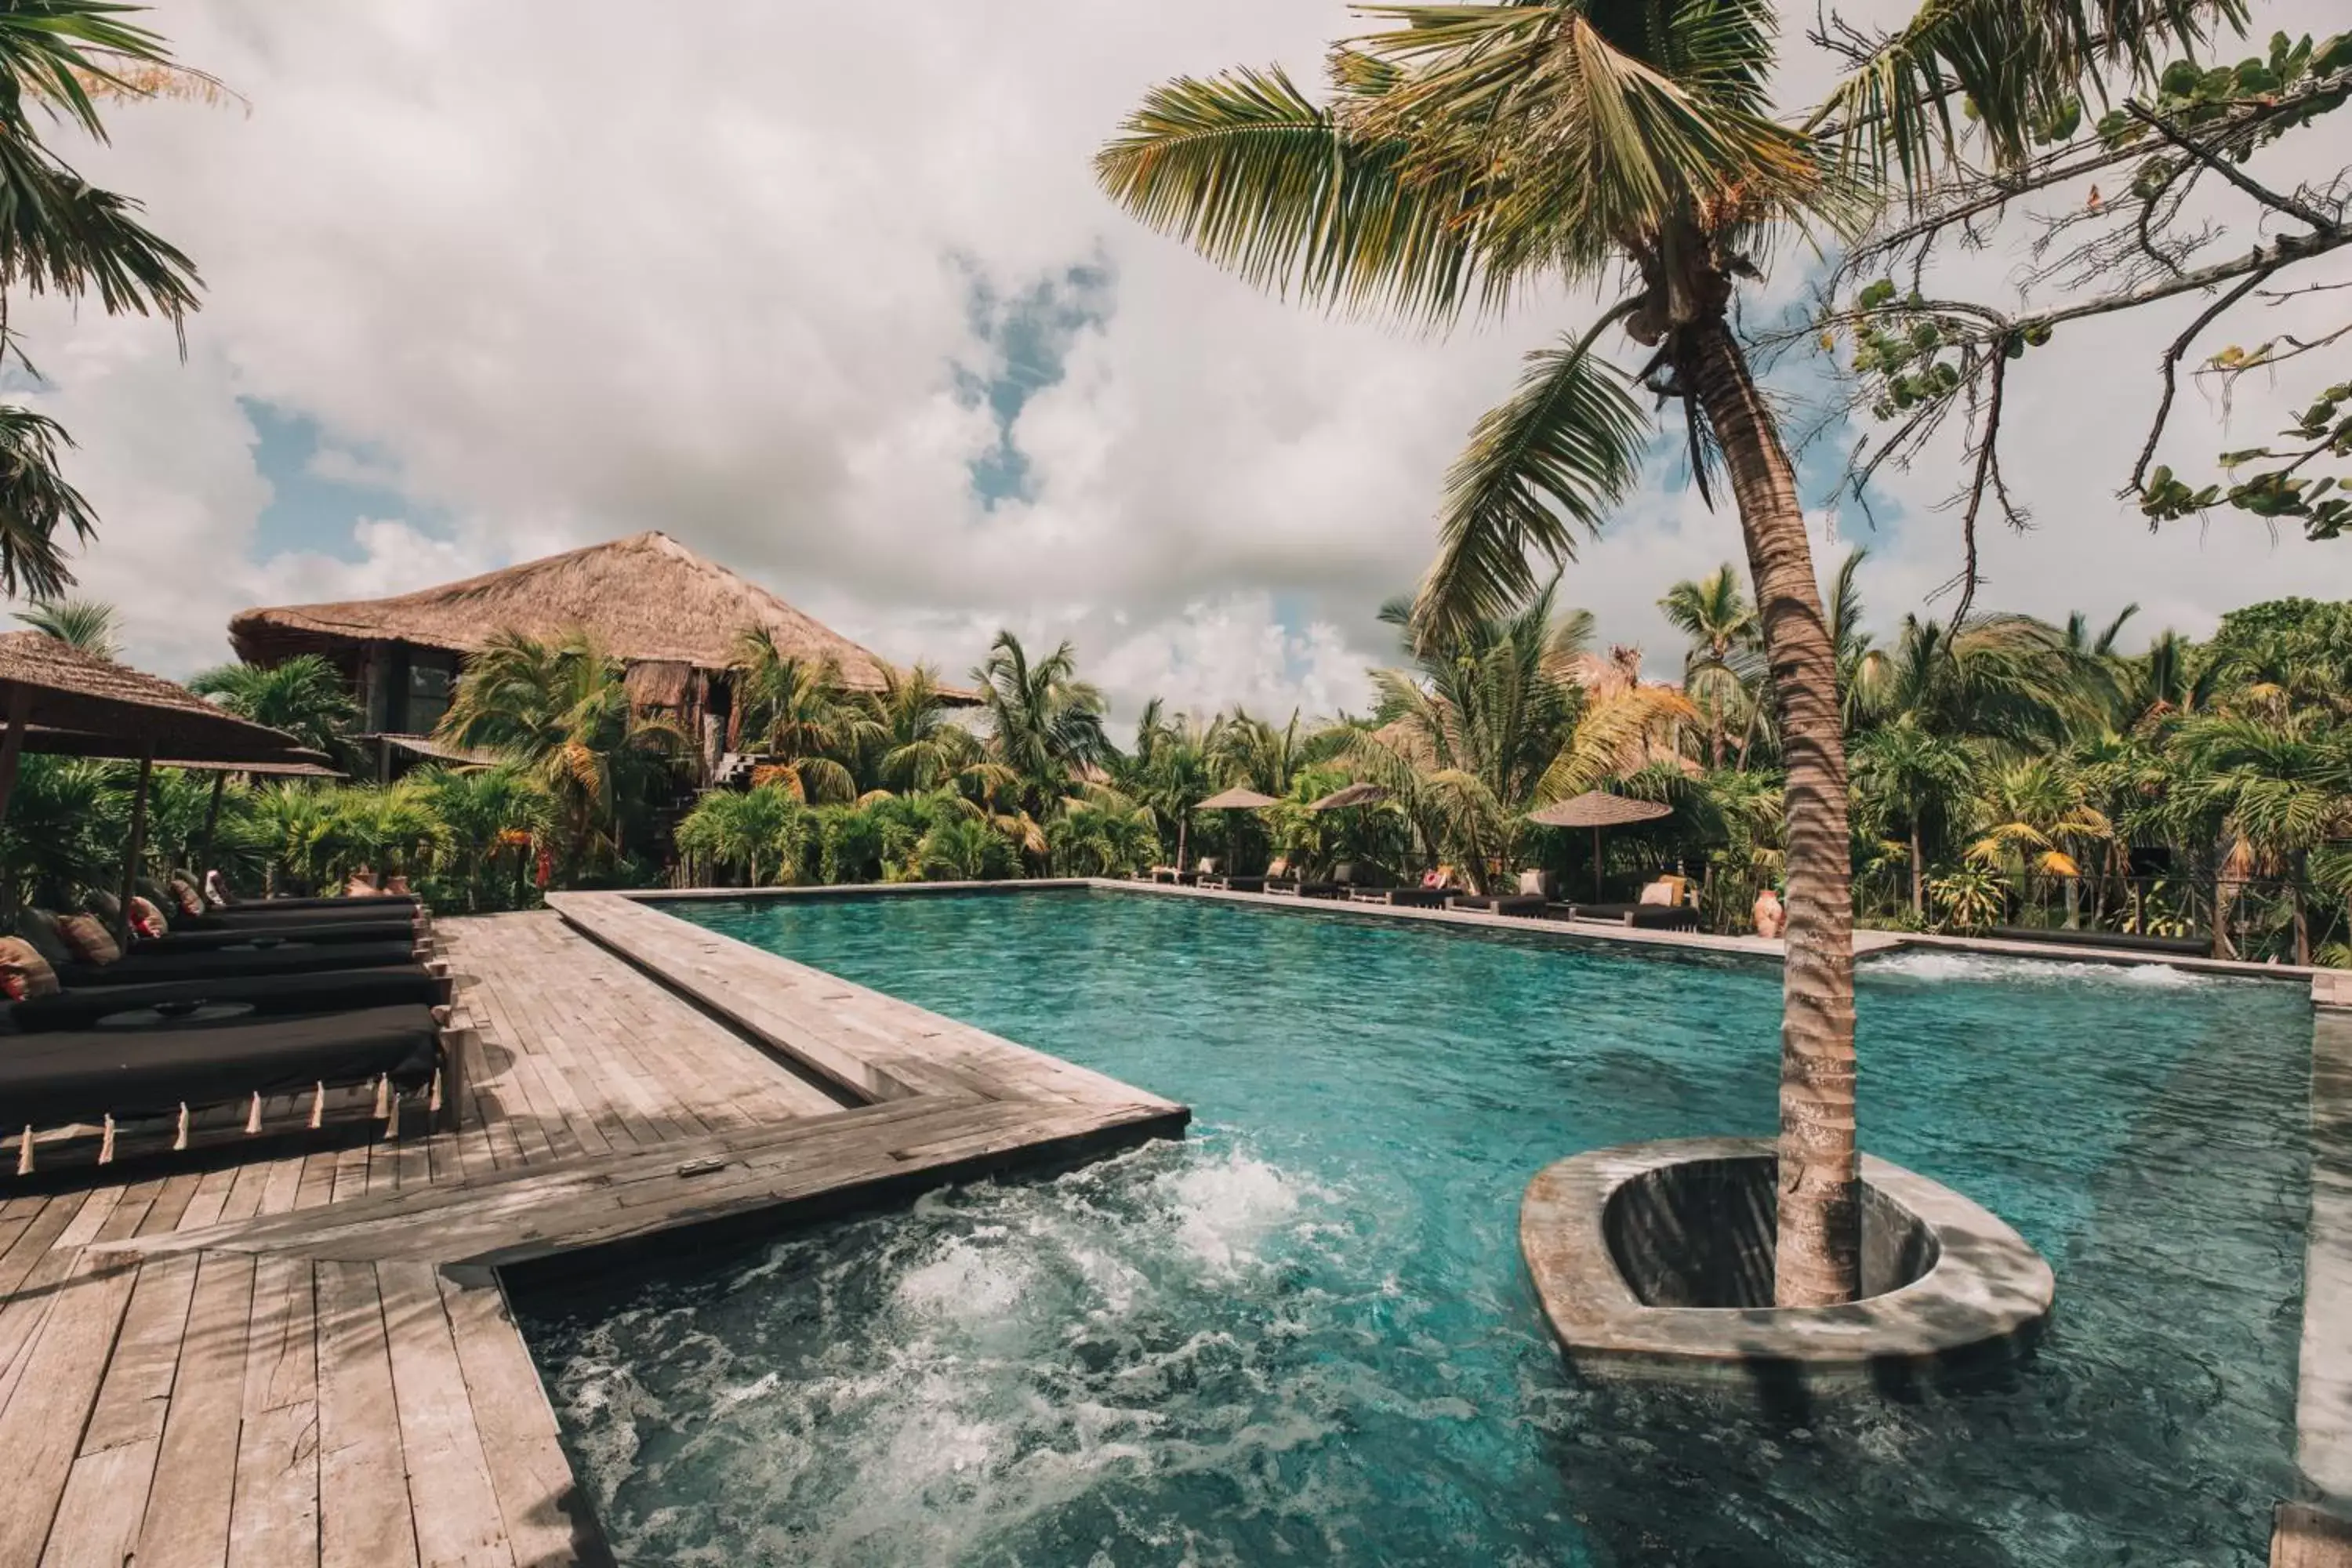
top-left (0, 0), bottom-right (2341, 1314)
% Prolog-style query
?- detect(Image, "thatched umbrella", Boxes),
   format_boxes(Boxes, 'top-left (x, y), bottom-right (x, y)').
top-left (1306, 780), bottom-right (1390, 811)
top-left (0, 633), bottom-right (323, 941)
top-left (1526, 790), bottom-right (1673, 902)
top-left (1190, 785), bottom-right (1279, 873)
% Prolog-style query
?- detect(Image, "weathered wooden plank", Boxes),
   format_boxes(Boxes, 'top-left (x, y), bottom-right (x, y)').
top-left (377, 1261), bottom-right (513, 1568)
top-left (41, 1434), bottom-right (161, 1568)
top-left (0, 1257), bottom-right (140, 1566)
top-left (439, 1273), bottom-right (591, 1568)
top-left (136, 1250), bottom-right (256, 1568)
top-left (230, 1254), bottom-right (321, 1568)
top-left (79, 1253), bottom-right (199, 1454)
top-left (314, 1260), bottom-right (418, 1568)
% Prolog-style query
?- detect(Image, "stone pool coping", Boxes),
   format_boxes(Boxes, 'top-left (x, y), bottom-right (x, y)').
top-left (1521, 1137), bottom-right (2056, 1393)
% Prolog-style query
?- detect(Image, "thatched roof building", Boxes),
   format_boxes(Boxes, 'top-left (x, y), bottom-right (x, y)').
top-left (228, 531), bottom-right (956, 780)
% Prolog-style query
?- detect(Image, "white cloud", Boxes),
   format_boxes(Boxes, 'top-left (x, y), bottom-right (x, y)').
top-left (8, 0), bottom-right (2347, 711)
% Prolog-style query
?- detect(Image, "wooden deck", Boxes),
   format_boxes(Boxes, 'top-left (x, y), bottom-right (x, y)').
top-left (0, 903), bottom-right (1187, 1566)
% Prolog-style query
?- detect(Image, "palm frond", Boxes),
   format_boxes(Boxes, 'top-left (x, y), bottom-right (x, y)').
top-left (1808, 0), bottom-right (2248, 191)
top-left (1411, 322), bottom-right (1648, 645)
top-left (1094, 65), bottom-right (1481, 322)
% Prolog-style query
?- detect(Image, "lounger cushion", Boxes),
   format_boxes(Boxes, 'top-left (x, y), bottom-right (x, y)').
top-left (10, 966), bottom-right (442, 1033)
top-left (55, 914), bottom-right (122, 965)
top-left (212, 893), bottom-right (418, 914)
top-left (131, 919), bottom-right (416, 954)
top-left (14, 913), bottom-right (73, 968)
top-left (180, 902), bottom-right (419, 930)
top-left (0, 1003), bottom-right (442, 1129)
top-left (56, 940), bottom-right (421, 989)
top-left (165, 877), bottom-right (206, 918)
top-left (0, 938), bottom-right (59, 1000)
top-left (129, 896), bottom-right (171, 938)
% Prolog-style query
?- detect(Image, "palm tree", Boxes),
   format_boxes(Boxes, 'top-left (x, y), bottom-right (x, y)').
top-left (13, 593), bottom-right (120, 656)
top-left (190, 655), bottom-right (361, 763)
top-left (974, 630), bottom-right (1107, 816)
top-left (438, 629), bottom-right (682, 873)
top-left (2168, 710), bottom-right (2352, 964)
top-left (916, 812), bottom-right (1017, 882)
top-left (1850, 715), bottom-right (1976, 920)
top-left (1661, 565), bottom-right (1759, 768)
top-left (414, 763), bottom-right (557, 910)
top-left (1049, 784), bottom-right (1160, 876)
top-left (1968, 757), bottom-right (2114, 929)
top-left (0, 6), bottom-right (208, 597)
top-left (1098, 0), bottom-right (2223, 1301)
top-left (730, 630), bottom-right (873, 804)
top-left (1850, 613), bottom-right (2081, 917)
top-left (1824, 548), bottom-right (1890, 734)
top-left (1127, 707), bottom-right (1215, 869)
top-left (1349, 584), bottom-right (1690, 891)
top-left (1098, 2), bottom-right (1887, 1300)
top-left (862, 662), bottom-right (983, 793)
top-left (674, 782), bottom-right (814, 887)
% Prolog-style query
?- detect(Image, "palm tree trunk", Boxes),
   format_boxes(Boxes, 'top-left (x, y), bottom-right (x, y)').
top-left (2292, 848), bottom-right (2310, 967)
top-left (1689, 316), bottom-right (1861, 1308)
top-left (1909, 824), bottom-right (1925, 920)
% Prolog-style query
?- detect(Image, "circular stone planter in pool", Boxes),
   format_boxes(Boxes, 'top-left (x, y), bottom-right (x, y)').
top-left (1521, 1137), bottom-right (2054, 1396)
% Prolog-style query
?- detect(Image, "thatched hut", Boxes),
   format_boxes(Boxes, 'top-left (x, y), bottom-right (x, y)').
top-left (229, 531), bottom-right (956, 780)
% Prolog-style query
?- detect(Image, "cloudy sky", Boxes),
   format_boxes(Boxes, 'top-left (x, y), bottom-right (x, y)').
top-left (16, 0), bottom-right (2351, 720)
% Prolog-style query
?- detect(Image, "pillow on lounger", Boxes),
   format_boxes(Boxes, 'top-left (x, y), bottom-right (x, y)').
top-left (166, 876), bottom-right (205, 918)
top-left (53, 913), bottom-right (121, 965)
top-left (0, 936), bottom-right (59, 999)
top-left (14, 911), bottom-right (72, 968)
top-left (129, 895), bottom-right (170, 939)
top-left (1518, 869), bottom-right (1551, 898)
top-left (1637, 880), bottom-right (1676, 906)
top-left (83, 889), bottom-right (122, 922)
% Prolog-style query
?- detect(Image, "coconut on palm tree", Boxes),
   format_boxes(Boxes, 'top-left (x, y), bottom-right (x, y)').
top-left (1098, 0), bottom-right (2205, 1301)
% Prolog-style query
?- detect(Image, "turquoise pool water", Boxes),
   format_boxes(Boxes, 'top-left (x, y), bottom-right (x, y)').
top-left (517, 890), bottom-right (2315, 1566)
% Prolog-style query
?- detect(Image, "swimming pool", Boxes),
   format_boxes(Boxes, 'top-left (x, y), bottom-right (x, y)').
top-left (517, 888), bottom-right (2315, 1566)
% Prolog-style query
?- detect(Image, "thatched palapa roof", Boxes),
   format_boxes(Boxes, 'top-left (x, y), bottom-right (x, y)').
top-left (1197, 786), bottom-right (1279, 810)
top-left (230, 531), bottom-right (958, 696)
top-left (0, 632), bottom-right (322, 765)
top-left (1526, 791), bottom-right (1673, 829)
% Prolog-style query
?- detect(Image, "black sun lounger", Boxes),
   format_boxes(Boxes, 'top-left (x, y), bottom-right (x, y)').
top-left (57, 939), bottom-right (425, 989)
top-left (130, 917), bottom-right (418, 953)
top-left (175, 901), bottom-right (422, 931)
top-left (0, 1002), bottom-right (445, 1133)
top-left (9, 966), bottom-right (448, 1033)
top-left (1544, 902), bottom-right (1700, 930)
top-left (1984, 926), bottom-right (2210, 957)
top-left (204, 892), bottom-right (418, 915)
top-left (1449, 893), bottom-right (1547, 916)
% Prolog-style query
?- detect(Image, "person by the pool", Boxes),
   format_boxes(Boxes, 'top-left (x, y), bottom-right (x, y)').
top-left (1752, 882), bottom-right (1787, 938)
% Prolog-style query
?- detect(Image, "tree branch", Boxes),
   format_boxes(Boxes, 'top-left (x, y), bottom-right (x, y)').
top-left (1950, 348), bottom-right (2009, 630)
top-left (2128, 263), bottom-right (2279, 492)
top-left (2125, 104), bottom-right (2344, 235)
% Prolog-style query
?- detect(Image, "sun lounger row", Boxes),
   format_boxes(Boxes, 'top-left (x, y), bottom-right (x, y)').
top-left (1, 875), bottom-right (466, 1174)
top-left (1149, 861), bottom-right (1706, 931)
